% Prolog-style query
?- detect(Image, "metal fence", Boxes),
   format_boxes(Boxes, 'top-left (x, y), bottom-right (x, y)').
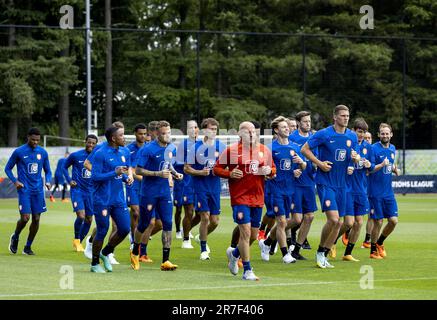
top-left (1, 25), bottom-right (436, 175)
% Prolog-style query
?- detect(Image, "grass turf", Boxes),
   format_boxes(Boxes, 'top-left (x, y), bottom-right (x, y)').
top-left (0, 195), bottom-right (436, 300)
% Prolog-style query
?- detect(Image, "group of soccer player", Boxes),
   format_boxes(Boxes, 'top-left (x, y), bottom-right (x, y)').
top-left (5, 103), bottom-right (400, 280)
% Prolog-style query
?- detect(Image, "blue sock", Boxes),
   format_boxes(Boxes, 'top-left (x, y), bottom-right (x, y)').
top-left (242, 261), bottom-right (251, 272)
top-left (26, 240), bottom-right (33, 248)
top-left (74, 217), bottom-right (84, 239)
top-left (200, 240), bottom-right (207, 253)
top-left (232, 247), bottom-right (240, 258)
top-left (13, 232), bottom-right (19, 240)
top-left (79, 220), bottom-right (91, 242)
top-left (140, 243), bottom-right (147, 256)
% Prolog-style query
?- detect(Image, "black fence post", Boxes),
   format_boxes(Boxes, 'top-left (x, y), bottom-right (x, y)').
top-left (196, 32), bottom-right (201, 125)
top-left (302, 35), bottom-right (307, 109)
top-left (402, 38), bottom-right (407, 174)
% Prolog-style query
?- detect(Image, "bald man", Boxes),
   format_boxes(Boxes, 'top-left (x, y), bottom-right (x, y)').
top-left (214, 121), bottom-right (276, 281)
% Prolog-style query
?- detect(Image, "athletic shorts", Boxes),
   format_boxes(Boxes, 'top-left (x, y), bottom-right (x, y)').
top-left (18, 190), bottom-right (46, 215)
top-left (195, 191), bottom-right (221, 215)
top-left (71, 188), bottom-right (93, 216)
top-left (345, 192), bottom-right (369, 216)
top-left (126, 187), bottom-right (140, 206)
top-left (264, 192), bottom-right (275, 218)
top-left (317, 184), bottom-right (346, 217)
top-left (292, 185), bottom-right (318, 214)
top-left (93, 204), bottom-right (130, 241)
top-left (173, 181), bottom-right (184, 207)
top-left (271, 193), bottom-right (293, 218)
top-left (369, 196), bottom-right (398, 220)
top-left (139, 195), bottom-right (173, 231)
top-left (232, 205), bottom-right (263, 228)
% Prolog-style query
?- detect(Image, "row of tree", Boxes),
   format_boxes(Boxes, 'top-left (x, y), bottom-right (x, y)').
top-left (0, 0), bottom-right (436, 148)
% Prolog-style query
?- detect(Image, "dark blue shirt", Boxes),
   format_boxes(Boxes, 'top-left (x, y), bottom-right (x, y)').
top-left (5, 144), bottom-right (52, 194)
top-left (137, 140), bottom-right (177, 198)
top-left (126, 141), bottom-right (145, 191)
top-left (91, 144), bottom-right (131, 206)
top-left (368, 142), bottom-right (396, 198)
top-left (307, 126), bottom-right (358, 188)
top-left (191, 139), bottom-right (226, 194)
top-left (63, 149), bottom-right (93, 194)
top-left (289, 130), bottom-right (317, 187)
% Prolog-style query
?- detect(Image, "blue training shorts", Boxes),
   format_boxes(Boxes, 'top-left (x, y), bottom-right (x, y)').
top-left (317, 184), bottom-right (346, 217)
top-left (71, 188), bottom-right (94, 216)
top-left (369, 196), bottom-right (398, 220)
top-left (18, 190), bottom-right (46, 215)
top-left (232, 205), bottom-right (263, 228)
top-left (345, 192), bottom-right (369, 216)
top-left (126, 187), bottom-right (140, 207)
top-left (195, 191), bottom-right (221, 215)
top-left (292, 185), bottom-right (318, 214)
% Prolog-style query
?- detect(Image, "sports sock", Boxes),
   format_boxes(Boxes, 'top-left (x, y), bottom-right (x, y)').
top-left (280, 247), bottom-right (288, 257)
top-left (101, 244), bottom-right (114, 256)
top-left (371, 243), bottom-right (377, 253)
top-left (364, 233), bottom-right (371, 243)
top-left (200, 240), bottom-right (207, 253)
top-left (259, 223), bottom-right (266, 231)
top-left (377, 234), bottom-right (387, 246)
top-left (13, 232), bottom-right (19, 240)
top-left (264, 237), bottom-right (273, 246)
top-left (324, 247), bottom-right (330, 257)
top-left (286, 237), bottom-right (292, 248)
top-left (132, 243), bottom-right (140, 256)
top-left (74, 217), bottom-right (84, 239)
top-left (232, 247), bottom-right (240, 258)
top-left (163, 248), bottom-right (170, 263)
top-left (265, 227), bottom-right (271, 237)
top-left (293, 242), bottom-right (302, 254)
top-left (183, 236), bottom-right (189, 241)
top-left (91, 255), bottom-right (99, 266)
top-left (25, 240), bottom-right (33, 248)
top-left (242, 261), bottom-right (251, 272)
top-left (269, 240), bottom-right (277, 255)
top-left (79, 221), bottom-right (91, 242)
top-left (140, 243), bottom-right (147, 256)
top-left (317, 245), bottom-right (325, 253)
top-left (345, 242), bottom-right (355, 256)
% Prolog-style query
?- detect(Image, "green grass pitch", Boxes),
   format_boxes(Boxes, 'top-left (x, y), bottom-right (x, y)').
top-left (0, 195), bottom-right (436, 300)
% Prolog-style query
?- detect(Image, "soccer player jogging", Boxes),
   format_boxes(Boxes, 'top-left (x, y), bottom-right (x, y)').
top-left (89, 126), bottom-right (133, 273)
top-left (82, 121), bottom-right (124, 264)
top-left (176, 120), bottom-right (200, 249)
top-left (258, 116), bottom-right (306, 264)
top-left (362, 131), bottom-right (374, 249)
top-left (301, 105), bottom-right (360, 269)
top-left (6, 127), bottom-right (52, 255)
top-left (368, 123), bottom-right (400, 259)
top-left (338, 118), bottom-right (373, 262)
top-left (130, 121), bottom-right (183, 271)
top-left (184, 118), bottom-right (226, 260)
top-left (288, 111), bottom-right (318, 260)
top-left (126, 124), bottom-right (147, 256)
top-left (63, 134), bottom-right (98, 252)
top-left (50, 152), bottom-right (69, 203)
top-left (214, 121), bottom-right (276, 281)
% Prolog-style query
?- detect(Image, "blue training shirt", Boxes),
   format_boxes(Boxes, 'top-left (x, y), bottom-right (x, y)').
top-left (307, 125), bottom-right (358, 189)
top-left (191, 139), bottom-right (226, 194)
top-left (126, 141), bottom-right (145, 192)
top-left (137, 140), bottom-right (177, 198)
top-left (54, 158), bottom-right (67, 182)
top-left (63, 149), bottom-right (93, 194)
top-left (91, 144), bottom-right (131, 207)
top-left (176, 138), bottom-right (199, 192)
top-left (289, 130), bottom-right (317, 187)
top-left (5, 144), bottom-right (52, 194)
top-left (368, 142), bottom-right (396, 198)
top-left (346, 140), bottom-right (374, 195)
top-left (268, 140), bottom-right (301, 195)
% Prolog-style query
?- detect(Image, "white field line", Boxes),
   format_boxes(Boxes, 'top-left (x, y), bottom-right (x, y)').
top-left (1, 276), bottom-right (437, 298)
